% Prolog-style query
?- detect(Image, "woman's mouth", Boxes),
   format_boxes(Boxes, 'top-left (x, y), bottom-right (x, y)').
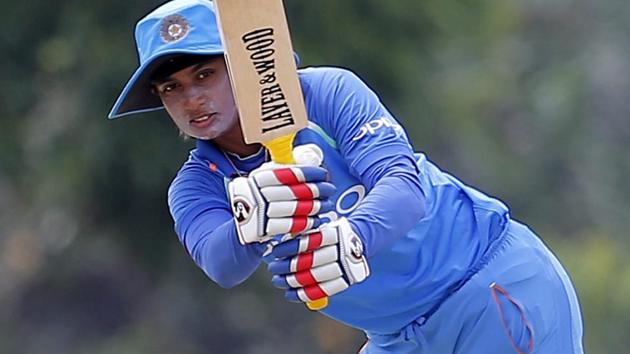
top-left (189, 113), bottom-right (214, 128)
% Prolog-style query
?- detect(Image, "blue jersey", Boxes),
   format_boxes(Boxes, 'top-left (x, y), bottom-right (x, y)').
top-left (168, 67), bottom-right (510, 334)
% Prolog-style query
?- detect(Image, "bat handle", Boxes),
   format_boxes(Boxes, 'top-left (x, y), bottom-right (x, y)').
top-left (263, 134), bottom-right (330, 311)
top-left (263, 134), bottom-right (297, 164)
top-left (306, 297), bottom-right (328, 310)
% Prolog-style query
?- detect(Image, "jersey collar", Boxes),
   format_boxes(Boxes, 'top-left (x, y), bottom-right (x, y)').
top-left (194, 140), bottom-right (240, 178)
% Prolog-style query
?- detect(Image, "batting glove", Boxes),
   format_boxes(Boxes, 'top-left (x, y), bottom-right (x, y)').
top-left (268, 217), bottom-right (370, 303)
top-left (228, 146), bottom-right (335, 245)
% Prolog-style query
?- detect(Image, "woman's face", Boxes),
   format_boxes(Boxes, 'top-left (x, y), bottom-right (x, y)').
top-left (153, 56), bottom-right (239, 140)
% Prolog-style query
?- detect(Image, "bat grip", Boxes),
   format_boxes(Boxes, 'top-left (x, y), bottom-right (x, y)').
top-left (263, 134), bottom-right (330, 311)
top-left (263, 134), bottom-right (297, 164)
top-left (306, 297), bottom-right (328, 310)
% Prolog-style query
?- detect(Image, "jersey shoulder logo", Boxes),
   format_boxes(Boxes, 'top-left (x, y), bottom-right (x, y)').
top-left (352, 116), bottom-right (404, 141)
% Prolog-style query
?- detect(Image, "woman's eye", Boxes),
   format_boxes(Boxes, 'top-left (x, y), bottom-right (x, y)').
top-left (160, 83), bottom-right (177, 93)
top-left (197, 70), bottom-right (214, 79)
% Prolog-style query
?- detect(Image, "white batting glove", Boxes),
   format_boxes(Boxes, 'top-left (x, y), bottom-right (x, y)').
top-left (268, 217), bottom-right (370, 303)
top-left (228, 145), bottom-right (335, 245)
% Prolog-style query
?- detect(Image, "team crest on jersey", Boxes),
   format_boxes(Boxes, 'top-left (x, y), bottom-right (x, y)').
top-left (160, 15), bottom-right (190, 43)
top-left (232, 197), bottom-right (252, 224)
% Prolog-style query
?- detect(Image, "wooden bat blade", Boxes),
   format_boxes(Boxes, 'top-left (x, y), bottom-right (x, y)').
top-left (213, 0), bottom-right (308, 145)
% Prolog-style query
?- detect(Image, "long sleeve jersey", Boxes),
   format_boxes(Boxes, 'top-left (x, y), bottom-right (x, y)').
top-left (167, 67), bottom-right (510, 334)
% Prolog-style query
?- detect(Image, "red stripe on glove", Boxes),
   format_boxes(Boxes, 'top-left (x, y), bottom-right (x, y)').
top-left (304, 284), bottom-right (327, 301)
top-left (295, 200), bottom-right (315, 216)
top-left (296, 252), bottom-right (314, 272)
top-left (274, 168), bottom-right (300, 185)
top-left (295, 268), bottom-right (317, 287)
top-left (307, 232), bottom-right (323, 252)
top-left (290, 216), bottom-right (308, 234)
top-left (290, 184), bottom-right (314, 200)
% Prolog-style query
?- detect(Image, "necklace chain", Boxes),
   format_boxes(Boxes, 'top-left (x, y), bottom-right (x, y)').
top-left (221, 148), bottom-right (268, 177)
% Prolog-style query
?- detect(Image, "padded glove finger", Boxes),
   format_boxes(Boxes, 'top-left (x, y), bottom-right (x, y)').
top-left (268, 245), bottom-right (338, 275)
top-left (260, 182), bottom-right (336, 202)
top-left (271, 262), bottom-right (343, 289)
top-left (265, 216), bottom-right (324, 236)
top-left (284, 278), bottom-right (350, 303)
top-left (267, 200), bottom-right (334, 218)
top-left (270, 228), bottom-right (340, 258)
top-left (251, 166), bottom-right (329, 187)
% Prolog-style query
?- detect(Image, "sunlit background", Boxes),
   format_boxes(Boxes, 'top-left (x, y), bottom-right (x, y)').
top-left (2, 0), bottom-right (629, 353)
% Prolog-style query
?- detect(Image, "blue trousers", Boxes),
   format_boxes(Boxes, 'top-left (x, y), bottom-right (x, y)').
top-left (361, 221), bottom-right (584, 354)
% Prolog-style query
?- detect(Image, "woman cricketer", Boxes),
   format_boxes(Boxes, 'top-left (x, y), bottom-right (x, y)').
top-left (109, 0), bottom-right (584, 353)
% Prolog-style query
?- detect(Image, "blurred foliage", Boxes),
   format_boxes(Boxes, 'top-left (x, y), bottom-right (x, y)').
top-left (1, 0), bottom-right (629, 353)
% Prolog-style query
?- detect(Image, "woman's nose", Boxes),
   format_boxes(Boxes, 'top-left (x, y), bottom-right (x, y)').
top-left (183, 86), bottom-right (207, 107)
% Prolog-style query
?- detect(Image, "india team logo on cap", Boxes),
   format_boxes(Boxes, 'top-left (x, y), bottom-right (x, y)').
top-left (160, 14), bottom-right (190, 43)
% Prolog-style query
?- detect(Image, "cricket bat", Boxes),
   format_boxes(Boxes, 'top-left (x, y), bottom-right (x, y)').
top-left (213, 0), bottom-right (328, 311)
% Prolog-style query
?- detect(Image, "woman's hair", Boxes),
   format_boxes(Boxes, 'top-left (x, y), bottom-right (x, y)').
top-left (149, 54), bottom-right (223, 83)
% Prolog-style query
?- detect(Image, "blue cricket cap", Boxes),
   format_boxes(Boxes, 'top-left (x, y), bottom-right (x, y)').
top-left (108, 0), bottom-right (223, 119)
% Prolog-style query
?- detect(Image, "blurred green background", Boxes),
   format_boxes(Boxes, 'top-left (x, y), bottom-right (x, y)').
top-left (2, 0), bottom-right (628, 353)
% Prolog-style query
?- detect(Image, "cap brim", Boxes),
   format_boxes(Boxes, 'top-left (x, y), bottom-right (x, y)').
top-left (108, 48), bottom-right (224, 119)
